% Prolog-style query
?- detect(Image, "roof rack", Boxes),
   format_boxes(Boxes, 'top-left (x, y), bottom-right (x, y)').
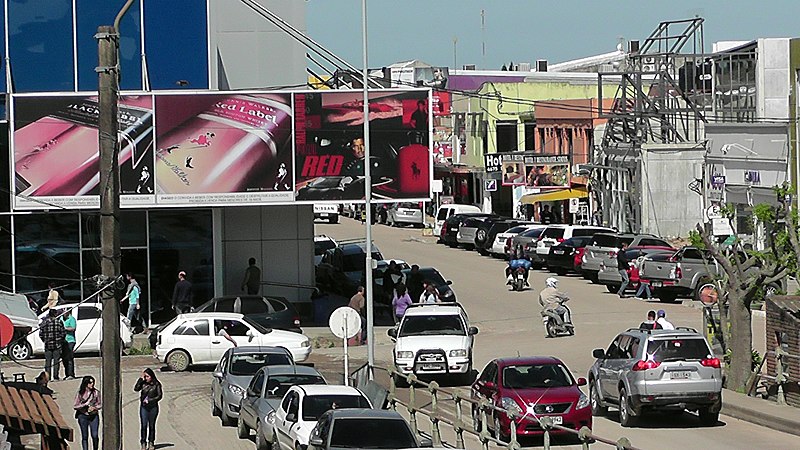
top-left (627, 326), bottom-right (698, 334)
top-left (405, 302), bottom-right (467, 312)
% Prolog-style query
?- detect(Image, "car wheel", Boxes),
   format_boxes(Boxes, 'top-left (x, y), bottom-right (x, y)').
top-left (255, 424), bottom-right (271, 450)
top-left (237, 415), bottom-right (250, 438)
top-left (698, 407), bottom-right (719, 426)
top-left (476, 230), bottom-right (487, 246)
top-left (554, 268), bottom-right (567, 276)
top-left (590, 380), bottom-right (607, 416)
top-left (8, 340), bottom-right (32, 361)
top-left (618, 388), bottom-right (636, 427)
top-left (606, 284), bottom-right (619, 294)
top-left (166, 349), bottom-right (190, 372)
top-left (212, 397), bottom-right (221, 417)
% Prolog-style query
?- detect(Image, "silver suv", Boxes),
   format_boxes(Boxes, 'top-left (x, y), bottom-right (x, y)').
top-left (588, 327), bottom-right (722, 427)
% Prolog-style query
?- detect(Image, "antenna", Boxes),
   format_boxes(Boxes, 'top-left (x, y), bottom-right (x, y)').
top-left (481, 9), bottom-right (486, 69)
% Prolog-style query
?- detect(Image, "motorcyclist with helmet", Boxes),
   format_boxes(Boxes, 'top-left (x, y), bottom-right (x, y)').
top-left (505, 244), bottom-right (531, 287)
top-left (539, 277), bottom-right (570, 328)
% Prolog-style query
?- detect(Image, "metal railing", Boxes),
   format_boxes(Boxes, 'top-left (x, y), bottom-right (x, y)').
top-left (766, 348), bottom-right (800, 405)
top-left (351, 364), bottom-right (641, 450)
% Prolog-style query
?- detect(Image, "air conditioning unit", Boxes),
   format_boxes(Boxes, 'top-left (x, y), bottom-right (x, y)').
top-left (536, 60), bottom-right (548, 72)
top-left (518, 62), bottom-right (531, 72)
top-left (462, 64), bottom-right (476, 71)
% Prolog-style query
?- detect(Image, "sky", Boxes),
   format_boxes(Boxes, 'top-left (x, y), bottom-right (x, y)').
top-left (306, 0), bottom-right (800, 70)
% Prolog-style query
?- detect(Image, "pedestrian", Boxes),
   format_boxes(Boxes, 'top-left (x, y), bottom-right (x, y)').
top-left (616, 242), bottom-right (631, 298)
top-left (61, 308), bottom-right (77, 380)
top-left (639, 310), bottom-right (662, 330)
top-left (382, 260), bottom-right (400, 299)
top-left (632, 252), bottom-right (653, 300)
top-left (391, 283), bottom-right (413, 324)
top-left (420, 282), bottom-right (440, 304)
top-left (121, 273), bottom-right (141, 329)
top-left (73, 376), bottom-right (101, 450)
top-left (39, 309), bottom-right (66, 381)
top-left (656, 310), bottom-right (675, 330)
top-left (348, 286), bottom-right (367, 344)
top-left (135, 368), bottom-right (163, 450)
top-left (171, 271), bottom-right (192, 314)
top-left (241, 257), bottom-right (261, 295)
top-left (406, 265), bottom-right (425, 303)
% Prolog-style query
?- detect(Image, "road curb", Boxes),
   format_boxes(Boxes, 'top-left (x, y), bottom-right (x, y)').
top-left (722, 399), bottom-right (800, 437)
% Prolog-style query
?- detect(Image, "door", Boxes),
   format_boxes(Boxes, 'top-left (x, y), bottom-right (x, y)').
top-left (210, 319), bottom-right (252, 361)
top-left (598, 336), bottom-right (622, 397)
top-left (75, 305), bottom-right (103, 352)
top-left (241, 369), bottom-right (265, 428)
top-left (276, 391), bottom-right (300, 449)
top-left (171, 318), bottom-right (211, 363)
top-left (606, 336), bottom-right (637, 394)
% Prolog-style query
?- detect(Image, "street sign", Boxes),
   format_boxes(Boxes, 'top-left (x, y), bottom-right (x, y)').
top-left (569, 198), bottom-right (580, 213)
top-left (705, 205), bottom-right (723, 220)
top-left (485, 179), bottom-right (498, 192)
top-left (712, 218), bottom-right (734, 236)
top-left (722, 235), bottom-right (737, 246)
top-left (329, 307), bottom-right (362, 385)
top-left (431, 180), bottom-right (443, 193)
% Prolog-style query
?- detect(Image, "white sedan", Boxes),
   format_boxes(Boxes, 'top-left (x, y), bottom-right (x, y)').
top-left (154, 312), bottom-right (311, 372)
top-left (13, 303), bottom-right (133, 360)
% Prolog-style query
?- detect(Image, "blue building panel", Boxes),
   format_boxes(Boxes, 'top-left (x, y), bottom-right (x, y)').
top-left (144, 0), bottom-right (209, 90)
top-left (8, 0), bottom-right (75, 92)
top-left (76, 0), bottom-right (143, 91)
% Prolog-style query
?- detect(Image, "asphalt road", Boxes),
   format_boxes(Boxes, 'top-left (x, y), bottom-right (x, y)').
top-left (313, 217), bottom-right (795, 450)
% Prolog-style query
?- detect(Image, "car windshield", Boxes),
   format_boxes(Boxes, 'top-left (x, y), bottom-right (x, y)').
top-left (590, 234), bottom-right (618, 247)
top-left (229, 353), bottom-right (292, 376)
top-left (329, 418), bottom-right (416, 449)
top-left (397, 202), bottom-right (420, 209)
top-left (302, 395), bottom-right (370, 421)
top-left (419, 269), bottom-right (446, 286)
top-left (242, 316), bottom-right (270, 334)
top-left (542, 228), bottom-right (565, 239)
top-left (521, 228), bottom-right (544, 238)
top-left (266, 374), bottom-right (326, 398)
top-left (502, 364), bottom-right (574, 389)
top-left (505, 226), bottom-right (528, 234)
top-left (315, 240), bottom-right (336, 255)
top-left (399, 315), bottom-right (465, 337)
top-left (647, 339), bottom-right (712, 363)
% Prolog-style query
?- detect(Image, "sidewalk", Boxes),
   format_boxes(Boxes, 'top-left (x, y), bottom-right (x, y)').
top-left (722, 389), bottom-right (800, 437)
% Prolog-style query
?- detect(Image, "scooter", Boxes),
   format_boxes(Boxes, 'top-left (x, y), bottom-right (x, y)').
top-left (511, 267), bottom-right (526, 292)
top-left (541, 298), bottom-right (574, 338)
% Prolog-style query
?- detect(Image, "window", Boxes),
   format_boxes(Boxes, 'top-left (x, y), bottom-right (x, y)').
top-left (302, 395), bottom-right (370, 421)
top-left (591, 234), bottom-right (617, 247)
top-left (280, 391), bottom-right (293, 412)
top-left (521, 228), bottom-right (544, 238)
top-left (639, 239), bottom-right (670, 247)
top-left (646, 339), bottom-right (712, 363)
top-left (77, 307), bottom-right (101, 321)
top-left (542, 227), bottom-right (566, 239)
top-left (249, 371), bottom-right (265, 396)
top-left (682, 249), bottom-right (705, 260)
top-left (605, 336), bottom-right (623, 359)
top-left (214, 298), bottom-right (236, 312)
top-left (267, 298), bottom-right (287, 313)
top-left (240, 299), bottom-right (269, 315)
top-left (502, 364), bottom-right (573, 388)
top-left (329, 418), bottom-right (416, 448)
top-left (479, 362), bottom-right (498, 383)
top-left (523, 122), bottom-right (536, 151)
top-left (215, 320), bottom-right (249, 337)
top-left (174, 319), bottom-right (209, 336)
top-left (267, 375), bottom-right (326, 399)
top-left (288, 393), bottom-right (299, 416)
top-left (495, 121), bottom-right (518, 152)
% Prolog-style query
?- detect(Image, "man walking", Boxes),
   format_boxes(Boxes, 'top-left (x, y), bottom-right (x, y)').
top-left (172, 271), bottom-right (192, 314)
top-left (348, 286), bottom-right (367, 345)
top-left (616, 243), bottom-right (631, 298)
top-left (241, 258), bottom-right (261, 295)
top-left (122, 273), bottom-right (141, 329)
top-left (40, 309), bottom-right (66, 381)
top-left (61, 308), bottom-right (77, 379)
top-left (406, 265), bottom-right (425, 303)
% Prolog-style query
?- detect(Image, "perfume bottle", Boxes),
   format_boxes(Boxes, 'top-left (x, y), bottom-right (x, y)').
top-left (154, 94), bottom-right (292, 194)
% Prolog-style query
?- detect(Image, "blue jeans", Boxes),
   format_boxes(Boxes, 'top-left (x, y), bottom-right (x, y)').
top-left (140, 404), bottom-right (159, 445)
top-left (635, 283), bottom-right (652, 299)
top-left (127, 303), bottom-right (139, 325)
top-left (617, 269), bottom-right (630, 296)
top-left (77, 413), bottom-right (99, 450)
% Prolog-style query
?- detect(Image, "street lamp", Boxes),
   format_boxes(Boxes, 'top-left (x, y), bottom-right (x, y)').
top-left (361, 0), bottom-right (375, 376)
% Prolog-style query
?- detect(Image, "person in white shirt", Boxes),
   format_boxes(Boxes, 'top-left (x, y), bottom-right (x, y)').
top-left (419, 282), bottom-right (440, 304)
top-left (656, 310), bottom-right (675, 330)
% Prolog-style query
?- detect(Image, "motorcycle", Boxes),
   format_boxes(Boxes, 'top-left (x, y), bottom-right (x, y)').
top-left (511, 267), bottom-right (526, 292)
top-left (541, 298), bottom-right (574, 338)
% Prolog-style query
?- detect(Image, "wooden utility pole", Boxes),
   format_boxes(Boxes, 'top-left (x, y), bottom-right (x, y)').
top-left (96, 24), bottom-right (122, 450)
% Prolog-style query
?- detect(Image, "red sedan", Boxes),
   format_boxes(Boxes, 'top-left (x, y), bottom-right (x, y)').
top-left (471, 357), bottom-right (592, 440)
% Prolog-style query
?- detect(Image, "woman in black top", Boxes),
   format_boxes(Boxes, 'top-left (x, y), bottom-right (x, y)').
top-left (134, 368), bottom-right (163, 450)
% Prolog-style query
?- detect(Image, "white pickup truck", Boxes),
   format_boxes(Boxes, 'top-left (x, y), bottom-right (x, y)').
top-left (313, 204), bottom-right (339, 223)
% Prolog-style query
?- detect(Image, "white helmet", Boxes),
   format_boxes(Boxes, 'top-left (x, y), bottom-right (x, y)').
top-left (545, 277), bottom-right (558, 288)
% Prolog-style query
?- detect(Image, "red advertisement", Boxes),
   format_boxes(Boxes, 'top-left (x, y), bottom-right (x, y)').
top-left (294, 90), bottom-right (431, 202)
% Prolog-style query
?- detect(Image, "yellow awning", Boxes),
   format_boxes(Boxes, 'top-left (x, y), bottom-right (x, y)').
top-left (520, 187), bottom-right (588, 204)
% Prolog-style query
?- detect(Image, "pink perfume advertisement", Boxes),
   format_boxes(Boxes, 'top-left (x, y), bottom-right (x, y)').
top-left (13, 95), bottom-right (154, 209)
top-left (153, 93), bottom-right (294, 205)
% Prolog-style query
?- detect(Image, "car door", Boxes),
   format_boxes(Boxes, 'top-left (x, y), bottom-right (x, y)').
top-left (240, 369), bottom-right (265, 429)
top-left (598, 335), bottom-right (623, 397)
top-left (472, 362), bottom-right (498, 413)
top-left (275, 390), bottom-right (299, 449)
top-left (608, 336), bottom-right (638, 392)
top-left (212, 350), bottom-right (230, 409)
top-left (171, 318), bottom-right (211, 364)
top-left (75, 305), bottom-right (102, 353)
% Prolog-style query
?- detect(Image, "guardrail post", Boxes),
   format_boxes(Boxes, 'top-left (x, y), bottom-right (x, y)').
top-left (578, 426), bottom-right (592, 450)
top-left (408, 374), bottom-right (419, 435)
top-left (453, 393), bottom-right (465, 449)
top-left (616, 436), bottom-right (632, 450)
top-left (776, 346), bottom-right (788, 405)
top-left (429, 381), bottom-right (442, 447)
top-left (539, 416), bottom-right (552, 450)
top-left (479, 400), bottom-right (490, 450)
top-left (508, 415), bottom-right (521, 450)
top-left (387, 368), bottom-right (397, 411)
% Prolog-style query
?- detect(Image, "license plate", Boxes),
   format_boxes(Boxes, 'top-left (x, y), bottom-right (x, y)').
top-left (319, 213), bottom-right (328, 217)
top-left (554, 250), bottom-right (564, 255)
top-left (652, 281), bottom-right (663, 287)
top-left (422, 364), bottom-right (442, 370)
top-left (670, 371), bottom-right (691, 379)
top-left (548, 416), bottom-right (563, 425)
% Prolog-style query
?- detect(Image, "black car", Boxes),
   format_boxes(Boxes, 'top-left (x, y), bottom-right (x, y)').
top-left (401, 266), bottom-right (456, 302)
top-left (316, 242), bottom-right (384, 297)
top-left (440, 213), bottom-right (496, 248)
top-left (546, 236), bottom-right (593, 275)
top-left (193, 295), bottom-right (302, 333)
top-left (476, 219), bottom-right (536, 256)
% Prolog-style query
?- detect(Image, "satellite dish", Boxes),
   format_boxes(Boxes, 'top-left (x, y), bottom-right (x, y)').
top-left (329, 307), bottom-right (361, 339)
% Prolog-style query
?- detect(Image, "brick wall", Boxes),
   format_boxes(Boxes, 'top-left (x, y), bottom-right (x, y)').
top-left (765, 297), bottom-right (800, 407)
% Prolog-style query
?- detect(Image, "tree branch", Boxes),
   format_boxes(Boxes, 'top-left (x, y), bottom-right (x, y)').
top-left (696, 223), bottom-right (737, 278)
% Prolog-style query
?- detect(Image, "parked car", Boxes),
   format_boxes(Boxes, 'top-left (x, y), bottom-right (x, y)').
top-left (387, 202), bottom-right (424, 227)
top-left (238, 365), bottom-right (327, 450)
top-left (597, 248), bottom-right (677, 294)
top-left (589, 327), bottom-right (722, 427)
top-left (2, 290), bottom-right (42, 361)
top-left (489, 225), bottom-right (539, 258)
top-left (638, 246), bottom-right (717, 303)
top-left (388, 303), bottom-right (478, 385)
top-left (212, 346), bottom-right (294, 426)
top-left (511, 227), bottom-right (547, 260)
top-left (314, 235), bottom-right (338, 266)
top-left (581, 233), bottom-right (673, 282)
top-left (434, 204), bottom-right (482, 239)
top-left (268, 385), bottom-right (372, 450)
top-left (456, 215), bottom-right (501, 249)
top-left (20, 303), bottom-right (133, 360)
top-left (545, 236), bottom-right (594, 275)
top-left (313, 204), bottom-right (339, 223)
top-left (533, 225), bottom-right (614, 267)
top-left (316, 242), bottom-right (384, 297)
top-left (308, 409), bottom-right (431, 450)
top-left (400, 266), bottom-right (457, 302)
top-left (154, 312), bottom-right (311, 371)
top-left (440, 213), bottom-right (495, 248)
top-left (471, 357), bottom-right (591, 440)
top-left (477, 220), bottom-right (536, 256)
top-left (193, 295), bottom-right (302, 333)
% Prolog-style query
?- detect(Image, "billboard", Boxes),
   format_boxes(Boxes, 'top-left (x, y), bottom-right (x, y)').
top-left (294, 90), bottom-right (430, 201)
top-left (525, 155), bottom-right (571, 188)
top-left (10, 89), bottom-right (432, 210)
